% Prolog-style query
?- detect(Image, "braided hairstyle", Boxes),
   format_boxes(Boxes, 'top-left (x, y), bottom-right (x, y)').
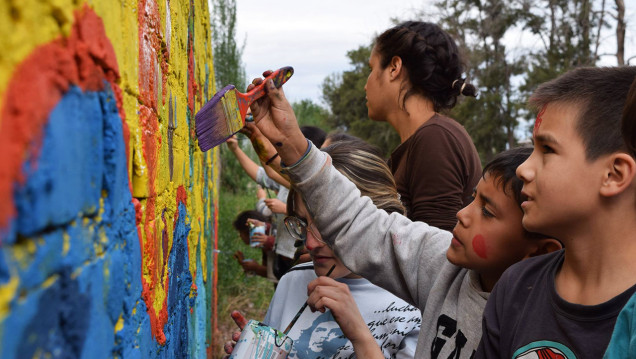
top-left (374, 21), bottom-right (476, 111)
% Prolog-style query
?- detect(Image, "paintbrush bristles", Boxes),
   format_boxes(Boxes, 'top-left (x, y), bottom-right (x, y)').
top-left (195, 85), bottom-right (244, 152)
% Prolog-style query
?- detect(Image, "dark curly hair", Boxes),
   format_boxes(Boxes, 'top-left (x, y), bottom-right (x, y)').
top-left (374, 21), bottom-right (476, 111)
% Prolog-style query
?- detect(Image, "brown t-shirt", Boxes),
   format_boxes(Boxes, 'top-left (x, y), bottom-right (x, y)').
top-left (388, 114), bottom-right (481, 231)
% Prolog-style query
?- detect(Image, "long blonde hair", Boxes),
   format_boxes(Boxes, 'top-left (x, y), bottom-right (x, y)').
top-left (288, 141), bottom-right (405, 216)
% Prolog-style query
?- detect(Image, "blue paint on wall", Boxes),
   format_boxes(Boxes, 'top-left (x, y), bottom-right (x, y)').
top-left (153, 200), bottom-right (192, 358)
top-left (1, 83), bottom-right (144, 359)
top-left (13, 86), bottom-right (103, 239)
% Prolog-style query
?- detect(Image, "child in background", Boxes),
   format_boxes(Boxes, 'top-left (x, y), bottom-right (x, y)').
top-left (603, 76), bottom-right (636, 359)
top-left (367, 21), bottom-right (481, 230)
top-left (231, 210), bottom-right (272, 279)
top-left (226, 124), bottom-right (327, 279)
top-left (476, 66), bottom-right (636, 358)
top-left (244, 76), bottom-right (561, 357)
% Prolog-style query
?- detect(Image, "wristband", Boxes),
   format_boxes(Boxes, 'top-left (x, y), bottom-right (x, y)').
top-left (265, 153), bottom-right (279, 165)
top-left (281, 139), bottom-right (312, 168)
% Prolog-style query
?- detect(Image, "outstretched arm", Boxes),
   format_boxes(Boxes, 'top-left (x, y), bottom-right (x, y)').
top-left (226, 135), bottom-right (259, 182)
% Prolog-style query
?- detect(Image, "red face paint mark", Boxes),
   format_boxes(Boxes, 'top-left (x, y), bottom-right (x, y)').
top-left (533, 105), bottom-right (547, 137)
top-left (472, 234), bottom-right (488, 259)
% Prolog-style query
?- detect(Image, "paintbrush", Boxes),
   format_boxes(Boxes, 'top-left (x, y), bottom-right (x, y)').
top-left (282, 264), bottom-right (336, 335)
top-left (195, 66), bottom-right (294, 151)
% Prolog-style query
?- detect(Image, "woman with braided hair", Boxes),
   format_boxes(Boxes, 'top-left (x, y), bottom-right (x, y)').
top-left (366, 21), bottom-right (482, 231)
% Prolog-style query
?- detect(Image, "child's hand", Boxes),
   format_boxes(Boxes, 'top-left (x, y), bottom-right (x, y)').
top-left (240, 258), bottom-right (259, 273)
top-left (223, 310), bottom-right (248, 358)
top-left (248, 73), bottom-right (308, 165)
top-left (306, 276), bottom-right (370, 344)
top-left (233, 250), bottom-right (244, 263)
top-left (226, 135), bottom-right (239, 152)
top-left (264, 198), bottom-right (287, 214)
top-left (250, 233), bottom-right (274, 251)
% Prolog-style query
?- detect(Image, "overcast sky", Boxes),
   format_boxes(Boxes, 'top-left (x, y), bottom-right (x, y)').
top-left (235, 0), bottom-right (425, 105)
top-left (234, 0), bottom-right (636, 106)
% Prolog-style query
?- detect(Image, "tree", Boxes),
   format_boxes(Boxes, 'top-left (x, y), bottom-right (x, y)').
top-left (211, 0), bottom-right (246, 90)
top-left (292, 99), bottom-right (332, 130)
top-left (435, 0), bottom-right (528, 162)
top-left (430, 0), bottom-right (609, 161)
top-left (321, 45), bottom-right (400, 157)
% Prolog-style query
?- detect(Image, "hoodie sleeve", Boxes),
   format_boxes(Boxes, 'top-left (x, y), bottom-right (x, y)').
top-left (283, 145), bottom-right (452, 308)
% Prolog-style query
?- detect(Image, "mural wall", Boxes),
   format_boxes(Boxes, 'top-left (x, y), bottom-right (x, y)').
top-left (0, 0), bottom-right (219, 357)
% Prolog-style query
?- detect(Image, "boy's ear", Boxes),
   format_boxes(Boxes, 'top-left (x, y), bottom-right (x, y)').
top-left (528, 238), bottom-right (563, 258)
top-left (599, 153), bottom-right (636, 197)
top-left (388, 56), bottom-right (403, 81)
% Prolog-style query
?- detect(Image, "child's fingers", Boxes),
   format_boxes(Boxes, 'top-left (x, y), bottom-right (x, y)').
top-left (231, 310), bottom-right (248, 330)
top-left (307, 276), bottom-right (340, 293)
top-left (232, 330), bottom-right (241, 342)
top-left (223, 341), bottom-right (235, 355)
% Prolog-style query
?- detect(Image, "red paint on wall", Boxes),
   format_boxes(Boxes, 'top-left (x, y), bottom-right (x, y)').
top-left (137, 0), bottom-right (172, 345)
top-left (472, 234), bottom-right (488, 259)
top-left (0, 5), bottom-right (128, 237)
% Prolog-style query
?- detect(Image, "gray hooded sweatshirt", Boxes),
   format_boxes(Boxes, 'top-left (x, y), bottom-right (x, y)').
top-left (283, 144), bottom-right (489, 359)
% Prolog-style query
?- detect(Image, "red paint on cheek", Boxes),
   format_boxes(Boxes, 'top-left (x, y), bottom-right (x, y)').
top-left (472, 234), bottom-right (488, 259)
top-left (533, 105), bottom-right (547, 137)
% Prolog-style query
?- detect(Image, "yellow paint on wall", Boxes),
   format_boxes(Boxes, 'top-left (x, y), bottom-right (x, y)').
top-left (0, 276), bottom-right (19, 321)
top-left (42, 274), bottom-right (59, 289)
top-left (1, 0), bottom-right (218, 344)
top-left (115, 313), bottom-right (124, 332)
top-left (62, 230), bottom-right (70, 256)
top-left (0, 0), bottom-right (78, 124)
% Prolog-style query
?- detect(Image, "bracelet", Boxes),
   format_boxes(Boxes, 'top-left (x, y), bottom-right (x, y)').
top-left (265, 153), bottom-right (279, 165)
top-left (281, 139), bottom-right (312, 168)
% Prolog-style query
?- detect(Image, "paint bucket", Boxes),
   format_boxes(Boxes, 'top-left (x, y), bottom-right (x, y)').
top-left (248, 223), bottom-right (267, 247)
top-left (229, 320), bottom-right (293, 359)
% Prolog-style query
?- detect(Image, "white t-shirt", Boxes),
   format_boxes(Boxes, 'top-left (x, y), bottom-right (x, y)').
top-left (264, 263), bottom-right (421, 359)
top-left (256, 166), bottom-right (295, 259)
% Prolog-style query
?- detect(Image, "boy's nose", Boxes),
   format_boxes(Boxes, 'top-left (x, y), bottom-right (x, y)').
top-left (516, 157), bottom-right (534, 182)
top-left (304, 233), bottom-right (324, 251)
top-left (456, 205), bottom-right (470, 227)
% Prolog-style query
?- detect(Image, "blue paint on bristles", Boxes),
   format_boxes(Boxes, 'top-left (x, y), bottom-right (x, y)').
top-left (195, 67), bottom-right (294, 152)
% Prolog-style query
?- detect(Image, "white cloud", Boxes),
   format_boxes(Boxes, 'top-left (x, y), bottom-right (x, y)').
top-left (235, 0), bottom-right (425, 105)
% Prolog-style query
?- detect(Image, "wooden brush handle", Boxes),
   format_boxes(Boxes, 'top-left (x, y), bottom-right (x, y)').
top-left (244, 66), bottom-right (294, 103)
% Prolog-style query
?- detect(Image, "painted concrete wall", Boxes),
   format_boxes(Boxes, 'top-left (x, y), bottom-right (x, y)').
top-left (0, 0), bottom-right (219, 357)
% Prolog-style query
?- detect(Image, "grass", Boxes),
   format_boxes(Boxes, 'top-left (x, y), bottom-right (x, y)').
top-left (213, 187), bottom-right (275, 357)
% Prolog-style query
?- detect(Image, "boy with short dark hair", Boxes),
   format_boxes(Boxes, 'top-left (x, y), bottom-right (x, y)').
top-left (475, 66), bottom-right (636, 358)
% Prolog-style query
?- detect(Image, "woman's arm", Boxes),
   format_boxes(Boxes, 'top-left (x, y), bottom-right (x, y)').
top-left (226, 135), bottom-right (259, 181)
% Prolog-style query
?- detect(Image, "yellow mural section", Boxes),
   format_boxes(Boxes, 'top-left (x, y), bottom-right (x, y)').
top-left (0, 0), bottom-right (219, 355)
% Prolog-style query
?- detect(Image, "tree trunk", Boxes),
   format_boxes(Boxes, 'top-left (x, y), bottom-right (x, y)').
top-left (616, 0), bottom-right (625, 65)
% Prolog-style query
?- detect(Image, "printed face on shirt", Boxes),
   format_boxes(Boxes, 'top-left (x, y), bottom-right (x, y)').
top-left (364, 47), bottom-right (391, 122)
top-left (446, 174), bottom-right (537, 277)
top-left (516, 102), bottom-right (606, 237)
top-left (293, 193), bottom-right (355, 279)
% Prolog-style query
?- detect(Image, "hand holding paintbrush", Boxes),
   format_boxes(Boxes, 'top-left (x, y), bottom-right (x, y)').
top-left (247, 72), bottom-right (310, 167)
top-left (282, 264), bottom-right (336, 335)
top-left (195, 66), bottom-right (294, 151)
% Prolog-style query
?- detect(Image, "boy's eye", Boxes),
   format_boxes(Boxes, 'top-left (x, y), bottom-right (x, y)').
top-left (541, 145), bottom-right (554, 154)
top-left (481, 207), bottom-right (495, 218)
